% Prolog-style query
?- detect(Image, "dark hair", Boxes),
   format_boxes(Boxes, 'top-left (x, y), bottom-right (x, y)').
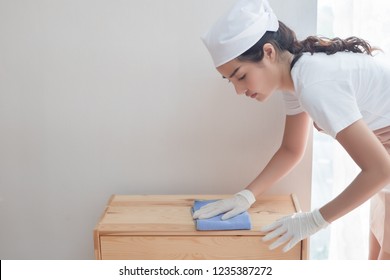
top-left (238, 21), bottom-right (378, 63)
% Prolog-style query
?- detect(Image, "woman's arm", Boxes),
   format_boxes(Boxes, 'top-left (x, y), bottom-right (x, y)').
top-left (261, 118), bottom-right (390, 253)
top-left (193, 112), bottom-right (311, 220)
top-left (247, 111), bottom-right (311, 196)
top-left (320, 119), bottom-right (390, 223)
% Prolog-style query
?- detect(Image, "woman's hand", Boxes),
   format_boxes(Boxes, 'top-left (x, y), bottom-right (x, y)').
top-left (261, 208), bottom-right (329, 252)
top-left (192, 190), bottom-right (256, 220)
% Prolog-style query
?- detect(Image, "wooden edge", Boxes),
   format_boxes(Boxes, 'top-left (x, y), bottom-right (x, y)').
top-left (97, 195), bottom-right (116, 224)
top-left (301, 237), bottom-right (309, 260)
top-left (93, 230), bottom-right (266, 236)
top-left (290, 193), bottom-right (302, 213)
top-left (109, 194), bottom-right (294, 202)
top-left (107, 194), bottom-right (116, 205)
top-left (290, 193), bottom-right (308, 260)
top-left (93, 229), bottom-right (102, 260)
top-left (94, 195), bottom-right (116, 260)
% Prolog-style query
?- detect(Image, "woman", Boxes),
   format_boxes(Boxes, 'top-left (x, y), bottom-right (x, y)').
top-left (193, 0), bottom-right (390, 259)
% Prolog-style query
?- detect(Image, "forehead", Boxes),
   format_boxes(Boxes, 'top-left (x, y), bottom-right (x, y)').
top-left (217, 59), bottom-right (256, 78)
top-left (216, 59), bottom-right (244, 78)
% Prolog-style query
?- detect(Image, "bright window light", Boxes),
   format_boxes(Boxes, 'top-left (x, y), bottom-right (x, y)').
top-left (311, 0), bottom-right (390, 260)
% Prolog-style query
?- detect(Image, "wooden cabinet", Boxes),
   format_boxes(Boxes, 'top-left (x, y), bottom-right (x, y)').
top-left (94, 194), bottom-right (307, 260)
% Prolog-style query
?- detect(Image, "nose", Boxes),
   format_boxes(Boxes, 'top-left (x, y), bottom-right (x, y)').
top-left (233, 83), bottom-right (247, 96)
top-left (237, 90), bottom-right (249, 96)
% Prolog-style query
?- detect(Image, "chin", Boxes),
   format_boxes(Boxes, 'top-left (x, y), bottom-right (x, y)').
top-left (255, 94), bottom-right (267, 102)
top-left (255, 91), bottom-right (273, 102)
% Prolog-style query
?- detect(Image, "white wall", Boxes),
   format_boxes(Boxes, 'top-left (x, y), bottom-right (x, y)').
top-left (0, 0), bottom-right (317, 259)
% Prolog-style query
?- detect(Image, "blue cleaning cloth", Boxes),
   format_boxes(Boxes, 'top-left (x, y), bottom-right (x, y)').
top-left (192, 200), bottom-right (252, 231)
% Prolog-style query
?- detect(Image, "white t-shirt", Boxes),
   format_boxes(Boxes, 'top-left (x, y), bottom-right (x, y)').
top-left (284, 52), bottom-right (390, 192)
top-left (283, 52), bottom-right (390, 138)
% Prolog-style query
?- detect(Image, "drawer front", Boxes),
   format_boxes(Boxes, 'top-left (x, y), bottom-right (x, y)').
top-left (100, 235), bottom-right (301, 260)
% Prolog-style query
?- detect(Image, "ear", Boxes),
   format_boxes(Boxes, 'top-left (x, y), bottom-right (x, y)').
top-left (263, 43), bottom-right (277, 62)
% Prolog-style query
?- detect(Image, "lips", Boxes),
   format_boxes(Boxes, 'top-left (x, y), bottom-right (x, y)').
top-left (244, 91), bottom-right (258, 99)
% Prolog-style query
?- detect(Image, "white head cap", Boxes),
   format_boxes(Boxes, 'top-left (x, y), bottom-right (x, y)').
top-left (201, 0), bottom-right (279, 67)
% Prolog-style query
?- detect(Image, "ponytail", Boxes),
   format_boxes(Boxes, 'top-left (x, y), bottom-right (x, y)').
top-left (238, 21), bottom-right (378, 63)
top-left (296, 36), bottom-right (376, 55)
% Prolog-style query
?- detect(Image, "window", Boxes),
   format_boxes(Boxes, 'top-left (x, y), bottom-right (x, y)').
top-left (311, 0), bottom-right (390, 259)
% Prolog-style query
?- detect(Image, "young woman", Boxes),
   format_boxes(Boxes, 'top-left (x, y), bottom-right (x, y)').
top-left (192, 0), bottom-right (390, 259)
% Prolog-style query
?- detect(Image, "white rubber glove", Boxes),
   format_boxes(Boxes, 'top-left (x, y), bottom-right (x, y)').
top-left (261, 208), bottom-right (329, 252)
top-left (192, 190), bottom-right (256, 220)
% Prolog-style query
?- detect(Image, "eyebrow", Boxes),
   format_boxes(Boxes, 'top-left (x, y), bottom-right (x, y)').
top-left (222, 67), bottom-right (241, 79)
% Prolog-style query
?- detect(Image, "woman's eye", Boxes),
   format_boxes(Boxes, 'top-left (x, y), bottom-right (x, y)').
top-left (238, 74), bottom-right (246, 81)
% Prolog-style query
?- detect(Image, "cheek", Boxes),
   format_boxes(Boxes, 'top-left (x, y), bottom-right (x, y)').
top-left (254, 72), bottom-right (278, 101)
top-left (246, 79), bottom-right (259, 89)
top-left (261, 71), bottom-right (279, 90)
top-left (247, 73), bottom-right (264, 89)
top-left (248, 69), bottom-right (270, 89)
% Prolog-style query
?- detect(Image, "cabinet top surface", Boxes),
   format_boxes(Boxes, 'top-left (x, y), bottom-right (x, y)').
top-left (95, 194), bottom-right (299, 236)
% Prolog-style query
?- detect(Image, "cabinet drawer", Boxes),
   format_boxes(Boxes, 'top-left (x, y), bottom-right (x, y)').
top-left (94, 195), bottom-right (307, 260)
top-left (100, 235), bottom-right (301, 260)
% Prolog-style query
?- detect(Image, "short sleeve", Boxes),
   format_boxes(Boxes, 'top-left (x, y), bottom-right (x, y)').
top-left (281, 92), bottom-right (304, 115)
top-left (299, 80), bottom-right (362, 138)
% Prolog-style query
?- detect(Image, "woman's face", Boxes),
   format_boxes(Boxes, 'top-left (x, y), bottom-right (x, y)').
top-left (216, 45), bottom-right (283, 102)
